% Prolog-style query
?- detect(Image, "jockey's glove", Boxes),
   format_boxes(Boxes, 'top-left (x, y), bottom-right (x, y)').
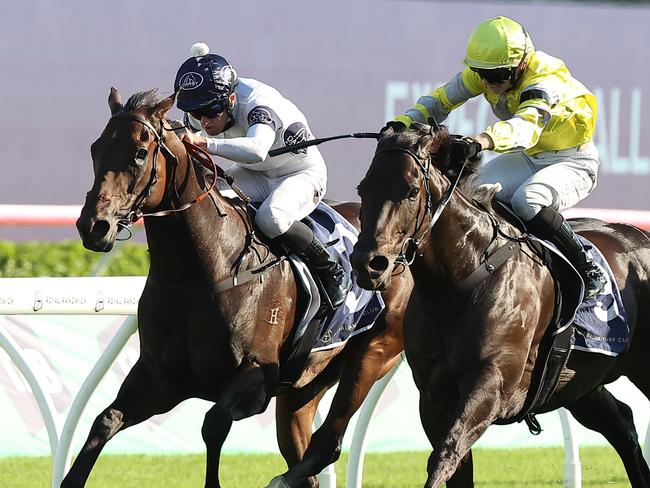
top-left (380, 120), bottom-right (407, 134)
top-left (451, 135), bottom-right (483, 161)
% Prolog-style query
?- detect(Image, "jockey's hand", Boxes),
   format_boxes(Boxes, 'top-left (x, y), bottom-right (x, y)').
top-left (380, 120), bottom-right (406, 134)
top-left (182, 130), bottom-right (207, 150)
top-left (473, 133), bottom-right (494, 151)
top-left (450, 135), bottom-right (483, 161)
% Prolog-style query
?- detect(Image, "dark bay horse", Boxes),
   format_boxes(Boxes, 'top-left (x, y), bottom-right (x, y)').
top-left (350, 125), bottom-right (650, 488)
top-left (66, 88), bottom-right (412, 488)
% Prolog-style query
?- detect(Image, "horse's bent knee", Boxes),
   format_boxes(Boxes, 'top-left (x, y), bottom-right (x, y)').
top-left (225, 365), bottom-right (271, 420)
top-left (93, 408), bottom-right (125, 443)
top-left (231, 388), bottom-right (268, 420)
top-left (305, 428), bottom-right (343, 465)
top-left (201, 408), bottom-right (232, 443)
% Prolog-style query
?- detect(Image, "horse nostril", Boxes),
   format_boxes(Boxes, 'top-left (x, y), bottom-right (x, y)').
top-left (90, 219), bottom-right (111, 240)
top-left (368, 255), bottom-right (389, 273)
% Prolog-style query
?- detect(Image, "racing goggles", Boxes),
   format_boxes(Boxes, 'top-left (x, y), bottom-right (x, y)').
top-left (471, 67), bottom-right (513, 85)
top-left (190, 100), bottom-right (227, 119)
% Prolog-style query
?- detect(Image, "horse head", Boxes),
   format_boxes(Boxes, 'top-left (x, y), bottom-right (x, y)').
top-left (76, 87), bottom-right (181, 251)
top-left (351, 125), bottom-right (480, 290)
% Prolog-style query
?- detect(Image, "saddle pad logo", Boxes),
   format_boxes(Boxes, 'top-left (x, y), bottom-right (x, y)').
top-left (178, 72), bottom-right (204, 90)
top-left (283, 122), bottom-right (312, 154)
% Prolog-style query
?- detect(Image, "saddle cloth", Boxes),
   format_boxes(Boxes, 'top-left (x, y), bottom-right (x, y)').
top-left (490, 202), bottom-right (629, 356)
top-left (289, 202), bottom-right (385, 352)
top-left (534, 234), bottom-right (630, 357)
top-left (571, 235), bottom-right (629, 356)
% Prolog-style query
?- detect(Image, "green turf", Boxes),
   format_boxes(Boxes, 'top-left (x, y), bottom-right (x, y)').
top-left (3, 447), bottom-right (629, 487)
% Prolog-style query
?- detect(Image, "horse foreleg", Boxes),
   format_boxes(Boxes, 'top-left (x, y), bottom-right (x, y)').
top-left (60, 360), bottom-right (180, 488)
top-left (204, 359), bottom-right (272, 488)
top-left (273, 387), bottom-right (330, 488)
top-left (568, 386), bottom-right (650, 488)
top-left (423, 366), bottom-right (503, 488)
top-left (277, 326), bottom-right (403, 487)
top-left (418, 394), bottom-right (474, 488)
top-left (201, 404), bottom-right (234, 488)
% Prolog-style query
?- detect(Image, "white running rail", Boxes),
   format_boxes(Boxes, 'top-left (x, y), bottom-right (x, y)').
top-left (0, 277), bottom-right (144, 488)
top-left (0, 276), bottom-right (339, 488)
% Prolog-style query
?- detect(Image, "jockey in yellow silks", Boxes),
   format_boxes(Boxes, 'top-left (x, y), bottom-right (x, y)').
top-left (387, 16), bottom-right (606, 301)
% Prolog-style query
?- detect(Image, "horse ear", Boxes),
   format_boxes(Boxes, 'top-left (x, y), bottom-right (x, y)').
top-left (108, 87), bottom-right (123, 115)
top-left (151, 93), bottom-right (176, 119)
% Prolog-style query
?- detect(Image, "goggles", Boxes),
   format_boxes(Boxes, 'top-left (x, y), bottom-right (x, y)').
top-left (190, 99), bottom-right (227, 119)
top-left (471, 67), bottom-right (513, 85)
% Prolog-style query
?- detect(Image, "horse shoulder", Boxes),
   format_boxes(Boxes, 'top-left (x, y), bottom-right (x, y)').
top-left (327, 200), bottom-right (361, 230)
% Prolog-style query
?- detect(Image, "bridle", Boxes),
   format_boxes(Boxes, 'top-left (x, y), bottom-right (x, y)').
top-left (108, 111), bottom-right (218, 232)
top-left (370, 144), bottom-right (468, 266)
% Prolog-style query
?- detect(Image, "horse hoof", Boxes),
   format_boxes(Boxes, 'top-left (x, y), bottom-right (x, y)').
top-left (265, 475), bottom-right (290, 488)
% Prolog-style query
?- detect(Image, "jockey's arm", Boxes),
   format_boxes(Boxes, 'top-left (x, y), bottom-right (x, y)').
top-left (394, 69), bottom-right (482, 127)
top-left (204, 123), bottom-right (276, 163)
top-left (480, 95), bottom-right (552, 152)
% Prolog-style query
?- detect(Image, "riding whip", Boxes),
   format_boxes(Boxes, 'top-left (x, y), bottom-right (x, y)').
top-left (268, 132), bottom-right (380, 157)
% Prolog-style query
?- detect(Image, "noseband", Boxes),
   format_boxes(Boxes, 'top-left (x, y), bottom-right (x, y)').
top-left (371, 145), bottom-right (468, 265)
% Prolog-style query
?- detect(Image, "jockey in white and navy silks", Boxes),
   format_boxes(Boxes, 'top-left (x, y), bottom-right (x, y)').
top-left (174, 43), bottom-right (350, 309)
top-left (385, 17), bottom-right (606, 301)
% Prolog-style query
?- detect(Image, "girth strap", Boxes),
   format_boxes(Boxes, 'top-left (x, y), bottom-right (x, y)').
top-left (456, 241), bottom-right (521, 293)
top-left (212, 256), bottom-right (286, 294)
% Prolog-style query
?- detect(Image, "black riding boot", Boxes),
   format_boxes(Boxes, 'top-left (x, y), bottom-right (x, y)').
top-left (276, 221), bottom-right (352, 310)
top-left (526, 206), bottom-right (607, 301)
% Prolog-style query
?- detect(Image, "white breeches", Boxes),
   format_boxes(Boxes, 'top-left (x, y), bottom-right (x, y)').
top-left (474, 141), bottom-right (600, 221)
top-left (223, 160), bottom-right (327, 239)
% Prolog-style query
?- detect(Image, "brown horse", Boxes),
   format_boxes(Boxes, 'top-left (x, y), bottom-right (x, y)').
top-left (350, 125), bottom-right (650, 488)
top-left (65, 88), bottom-right (411, 488)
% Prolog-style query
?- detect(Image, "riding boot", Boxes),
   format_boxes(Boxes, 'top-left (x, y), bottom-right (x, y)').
top-left (526, 206), bottom-right (607, 301)
top-left (276, 221), bottom-right (352, 310)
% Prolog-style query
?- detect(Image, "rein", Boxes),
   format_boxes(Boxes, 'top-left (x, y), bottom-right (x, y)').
top-left (371, 146), bottom-right (468, 265)
top-left (371, 142), bottom-right (526, 291)
top-left (109, 112), bottom-right (250, 230)
top-left (109, 112), bottom-right (279, 293)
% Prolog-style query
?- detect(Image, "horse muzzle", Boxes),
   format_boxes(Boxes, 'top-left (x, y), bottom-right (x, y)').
top-left (350, 248), bottom-right (394, 291)
top-left (76, 212), bottom-right (119, 252)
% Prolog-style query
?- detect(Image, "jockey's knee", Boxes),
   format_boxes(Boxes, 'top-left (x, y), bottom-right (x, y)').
top-left (255, 206), bottom-right (293, 239)
top-left (511, 185), bottom-right (555, 222)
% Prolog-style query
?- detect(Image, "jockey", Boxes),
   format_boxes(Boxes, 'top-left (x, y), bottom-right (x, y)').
top-left (174, 42), bottom-right (351, 309)
top-left (387, 16), bottom-right (606, 301)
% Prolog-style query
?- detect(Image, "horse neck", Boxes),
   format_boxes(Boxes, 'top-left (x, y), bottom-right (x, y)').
top-left (144, 141), bottom-right (250, 287)
top-left (416, 173), bottom-right (499, 288)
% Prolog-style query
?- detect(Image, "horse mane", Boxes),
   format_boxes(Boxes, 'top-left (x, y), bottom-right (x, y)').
top-left (377, 126), bottom-right (483, 197)
top-left (124, 88), bottom-right (163, 111)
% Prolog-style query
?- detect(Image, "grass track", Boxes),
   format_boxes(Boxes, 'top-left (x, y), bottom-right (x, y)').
top-left (3, 447), bottom-right (629, 487)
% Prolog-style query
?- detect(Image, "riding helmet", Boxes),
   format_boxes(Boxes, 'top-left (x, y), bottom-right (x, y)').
top-left (464, 16), bottom-right (533, 69)
top-left (174, 43), bottom-right (239, 113)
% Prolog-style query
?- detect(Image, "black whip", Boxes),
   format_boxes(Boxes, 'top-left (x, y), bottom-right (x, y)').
top-left (268, 132), bottom-right (380, 157)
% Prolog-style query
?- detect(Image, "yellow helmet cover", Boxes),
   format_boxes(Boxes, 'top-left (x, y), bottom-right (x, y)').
top-left (464, 16), bottom-right (533, 69)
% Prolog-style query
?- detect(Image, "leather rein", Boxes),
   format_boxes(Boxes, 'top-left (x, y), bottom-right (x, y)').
top-left (371, 144), bottom-right (523, 292)
top-left (109, 112), bottom-right (250, 231)
top-left (108, 112), bottom-right (280, 293)
top-left (370, 146), bottom-right (468, 265)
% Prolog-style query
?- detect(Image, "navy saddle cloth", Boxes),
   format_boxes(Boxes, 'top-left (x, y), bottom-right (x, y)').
top-left (296, 202), bottom-right (385, 350)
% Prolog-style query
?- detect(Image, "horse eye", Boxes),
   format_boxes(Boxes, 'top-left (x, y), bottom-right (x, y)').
top-left (407, 187), bottom-right (420, 200)
top-left (134, 148), bottom-right (148, 165)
